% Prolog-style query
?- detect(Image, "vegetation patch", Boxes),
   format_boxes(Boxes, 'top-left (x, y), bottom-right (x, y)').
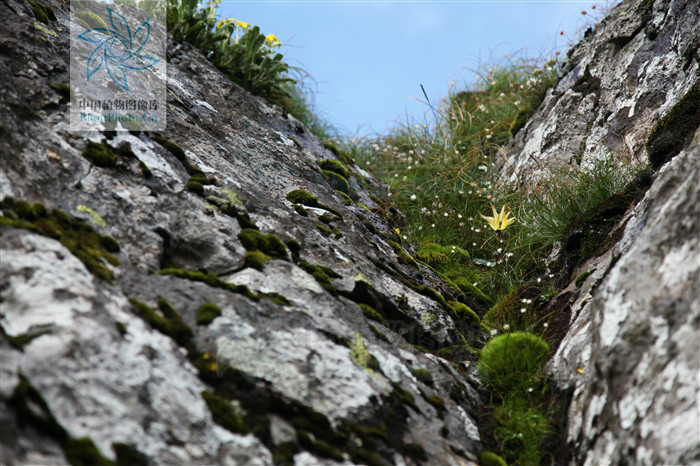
top-left (238, 228), bottom-right (287, 260)
top-left (298, 259), bottom-right (340, 293)
top-left (129, 297), bottom-right (193, 350)
top-left (0, 198), bottom-right (119, 280)
top-left (322, 170), bottom-right (350, 194)
top-left (349, 333), bottom-right (382, 374)
top-left (29, 0), bottom-right (56, 24)
top-left (478, 332), bottom-right (549, 397)
top-left (411, 368), bottom-right (434, 387)
top-left (196, 302), bottom-right (222, 325)
top-left (286, 189), bottom-right (343, 218)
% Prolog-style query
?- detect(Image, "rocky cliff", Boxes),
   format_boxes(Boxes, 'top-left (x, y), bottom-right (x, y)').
top-left (1, 0), bottom-right (698, 466)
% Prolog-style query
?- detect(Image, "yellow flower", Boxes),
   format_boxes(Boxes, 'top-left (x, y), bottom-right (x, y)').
top-left (394, 227), bottom-right (400, 235)
top-left (265, 33), bottom-right (281, 47)
top-left (216, 18), bottom-right (231, 30)
top-left (480, 205), bottom-right (516, 231)
top-left (233, 19), bottom-right (250, 28)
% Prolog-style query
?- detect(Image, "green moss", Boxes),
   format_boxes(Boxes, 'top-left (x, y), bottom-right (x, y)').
top-left (197, 302), bottom-right (222, 325)
top-left (50, 83), bottom-right (70, 104)
top-left (403, 443), bottom-right (427, 462)
top-left (272, 442), bottom-right (298, 466)
top-left (152, 133), bottom-right (202, 175)
top-left (286, 189), bottom-right (343, 218)
top-left (493, 397), bottom-right (550, 465)
top-left (510, 107), bottom-right (530, 137)
top-left (315, 223), bottom-right (332, 236)
top-left (335, 190), bottom-right (353, 205)
top-left (114, 321), bottom-right (127, 336)
top-left (293, 204), bottom-right (308, 216)
top-left (318, 159), bottom-right (350, 179)
top-left (82, 141), bottom-right (117, 167)
top-left (440, 425), bottom-right (450, 437)
top-left (482, 283), bottom-right (539, 331)
top-left (417, 285), bottom-right (447, 307)
top-left (297, 432), bottom-right (344, 462)
top-left (387, 240), bottom-right (419, 268)
top-left (74, 10), bottom-right (107, 29)
top-left (285, 238), bottom-right (301, 257)
top-left (298, 260), bottom-right (339, 293)
top-left (349, 333), bottom-right (381, 374)
top-left (29, 0), bottom-right (55, 24)
top-left (419, 390), bottom-right (445, 418)
top-left (157, 268), bottom-right (260, 301)
top-left (448, 301), bottom-right (480, 324)
top-left (318, 212), bottom-right (334, 224)
top-left (129, 297), bottom-right (193, 350)
top-left (63, 437), bottom-right (114, 466)
top-left (202, 391), bottom-right (249, 434)
top-left (76, 205), bottom-right (106, 228)
top-left (243, 250), bottom-right (270, 271)
top-left (574, 269), bottom-right (594, 287)
top-left (98, 237), bottom-right (119, 254)
top-left (238, 228), bottom-right (287, 258)
top-left (359, 303), bottom-right (385, 323)
top-left (138, 161), bottom-right (152, 178)
top-left (0, 198), bottom-right (118, 281)
top-left (286, 189), bottom-right (319, 207)
top-left (416, 249), bottom-right (449, 266)
top-left (322, 170), bottom-right (350, 194)
top-left (478, 332), bottom-right (549, 397)
top-left (350, 450), bottom-right (385, 466)
top-left (112, 443), bottom-right (148, 466)
top-left (480, 451), bottom-right (508, 466)
top-left (260, 292), bottom-right (292, 306)
top-left (411, 368), bottom-right (434, 387)
top-left (186, 180), bottom-right (204, 194)
top-left (646, 82), bottom-right (700, 169)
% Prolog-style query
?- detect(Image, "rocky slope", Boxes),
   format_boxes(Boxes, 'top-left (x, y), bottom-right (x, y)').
top-left (1, 0), bottom-right (482, 465)
top-left (1, 0), bottom-right (699, 465)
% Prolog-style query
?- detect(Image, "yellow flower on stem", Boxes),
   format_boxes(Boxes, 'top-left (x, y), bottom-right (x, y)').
top-left (216, 18), bottom-right (232, 30)
top-left (265, 33), bottom-right (281, 47)
top-left (233, 19), bottom-right (250, 28)
top-left (480, 205), bottom-right (516, 231)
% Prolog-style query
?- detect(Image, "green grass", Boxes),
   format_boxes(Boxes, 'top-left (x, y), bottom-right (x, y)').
top-left (342, 54), bottom-right (641, 466)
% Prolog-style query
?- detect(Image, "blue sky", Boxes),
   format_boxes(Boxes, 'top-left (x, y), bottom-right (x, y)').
top-left (218, 1), bottom-right (602, 136)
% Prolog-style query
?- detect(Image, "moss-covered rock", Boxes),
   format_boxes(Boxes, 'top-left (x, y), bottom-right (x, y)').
top-left (318, 159), bottom-right (350, 179)
top-left (238, 228), bottom-right (287, 258)
top-left (448, 300), bottom-right (480, 324)
top-left (480, 451), bottom-right (508, 466)
top-left (0, 198), bottom-right (119, 281)
top-left (202, 391), bottom-right (249, 434)
top-left (82, 141), bottom-right (117, 167)
top-left (196, 302), bottom-right (222, 325)
top-left (322, 170), bottom-right (350, 194)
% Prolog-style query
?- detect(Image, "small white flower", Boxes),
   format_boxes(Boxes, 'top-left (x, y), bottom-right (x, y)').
top-left (521, 299), bottom-right (528, 303)
top-left (444, 212), bottom-right (448, 217)
top-left (497, 248), bottom-right (503, 253)
top-left (543, 323), bottom-right (549, 328)
top-left (490, 329), bottom-right (498, 336)
top-left (410, 194), bottom-right (417, 201)
top-left (457, 214), bottom-right (462, 219)
top-left (503, 324), bottom-right (510, 330)
top-left (486, 134), bottom-right (492, 140)
top-left (431, 223), bottom-right (435, 228)
top-left (549, 273), bottom-right (555, 278)
top-left (527, 387), bottom-right (534, 393)
top-left (537, 277), bottom-right (542, 283)
top-left (520, 308), bottom-right (527, 313)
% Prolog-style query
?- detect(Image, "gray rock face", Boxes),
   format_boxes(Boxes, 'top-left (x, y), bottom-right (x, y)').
top-left (492, 0), bottom-right (700, 464)
top-left (0, 0), bottom-right (481, 465)
top-left (546, 134), bottom-right (700, 466)
top-left (495, 0), bottom-right (699, 186)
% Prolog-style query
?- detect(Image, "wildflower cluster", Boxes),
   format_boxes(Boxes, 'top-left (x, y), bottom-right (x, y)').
top-left (167, 0), bottom-right (293, 101)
